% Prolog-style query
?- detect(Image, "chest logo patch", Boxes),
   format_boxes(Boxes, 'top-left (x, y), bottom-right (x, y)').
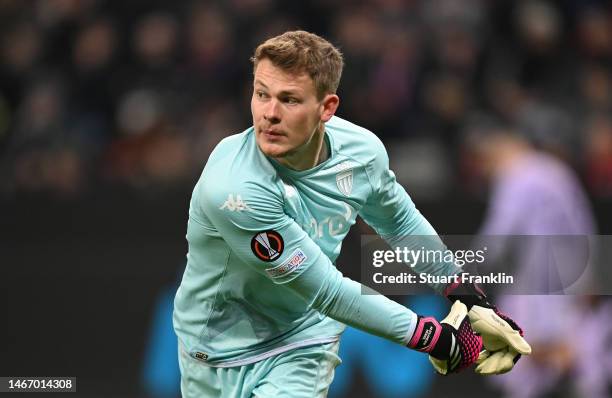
top-left (251, 230), bottom-right (284, 262)
top-left (335, 162), bottom-right (354, 196)
top-left (220, 194), bottom-right (252, 212)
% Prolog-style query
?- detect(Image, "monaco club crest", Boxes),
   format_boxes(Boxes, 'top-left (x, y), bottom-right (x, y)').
top-left (335, 162), bottom-right (353, 196)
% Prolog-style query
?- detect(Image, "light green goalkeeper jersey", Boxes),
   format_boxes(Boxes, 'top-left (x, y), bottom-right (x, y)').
top-left (173, 116), bottom-right (460, 367)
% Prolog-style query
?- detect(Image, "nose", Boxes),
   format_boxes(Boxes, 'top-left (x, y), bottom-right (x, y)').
top-left (264, 99), bottom-right (281, 123)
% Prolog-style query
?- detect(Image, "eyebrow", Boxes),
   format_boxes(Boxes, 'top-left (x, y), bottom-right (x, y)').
top-left (254, 79), bottom-right (301, 96)
top-left (254, 79), bottom-right (268, 89)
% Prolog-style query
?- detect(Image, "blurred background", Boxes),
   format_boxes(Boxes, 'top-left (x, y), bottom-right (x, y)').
top-left (1, 0), bottom-right (611, 397)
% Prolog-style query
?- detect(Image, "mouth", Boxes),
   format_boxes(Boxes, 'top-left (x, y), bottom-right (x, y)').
top-left (261, 128), bottom-right (285, 139)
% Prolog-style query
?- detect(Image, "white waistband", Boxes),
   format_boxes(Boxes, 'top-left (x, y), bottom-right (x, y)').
top-left (180, 336), bottom-right (340, 368)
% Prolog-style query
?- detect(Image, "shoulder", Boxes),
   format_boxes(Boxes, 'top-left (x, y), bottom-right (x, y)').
top-left (202, 128), bottom-right (279, 187)
top-left (198, 173), bottom-right (286, 232)
top-left (205, 128), bottom-right (253, 166)
top-left (326, 116), bottom-right (386, 149)
top-left (192, 128), bottom-right (284, 217)
top-left (326, 116), bottom-right (390, 184)
top-left (326, 116), bottom-right (388, 166)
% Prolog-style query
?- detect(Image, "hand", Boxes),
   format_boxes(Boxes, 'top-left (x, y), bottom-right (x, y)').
top-left (469, 305), bottom-right (531, 375)
top-left (408, 300), bottom-right (483, 374)
top-left (444, 276), bottom-right (532, 375)
top-left (475, 347), bottom-right (520, 375)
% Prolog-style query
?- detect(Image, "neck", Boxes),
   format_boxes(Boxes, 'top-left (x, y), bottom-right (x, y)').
top-left (276, 124), bottom-right (328, 171)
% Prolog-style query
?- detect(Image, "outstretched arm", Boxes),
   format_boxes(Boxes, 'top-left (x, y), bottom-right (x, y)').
top-left (200, 179), bottom-right (480, 372)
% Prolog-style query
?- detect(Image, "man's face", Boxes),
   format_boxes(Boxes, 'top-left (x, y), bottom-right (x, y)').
top-left (251, 58), bottom-right (326, 159)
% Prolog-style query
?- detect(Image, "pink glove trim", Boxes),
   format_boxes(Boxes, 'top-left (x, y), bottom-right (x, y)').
top-left (408, 316), bottom-right (442, 352)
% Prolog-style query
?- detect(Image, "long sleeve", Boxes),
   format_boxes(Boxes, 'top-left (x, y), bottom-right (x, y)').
top-left (201, 178), bottom-right (418, 346)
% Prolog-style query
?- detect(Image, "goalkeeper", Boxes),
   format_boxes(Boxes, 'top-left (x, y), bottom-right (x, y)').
top-left (173, 30), bottom-right (530, 397)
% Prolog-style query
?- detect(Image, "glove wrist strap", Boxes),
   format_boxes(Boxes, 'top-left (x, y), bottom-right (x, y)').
top-left (407, 316), bottom-right (441, 352)
top-left (407, 315), bottom-right (453, 360)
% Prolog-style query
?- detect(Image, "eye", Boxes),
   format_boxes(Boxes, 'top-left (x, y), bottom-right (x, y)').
top-left (255, 90), bottom-right (268, 99)
top-left (285, 97), bottom-right (299, 105)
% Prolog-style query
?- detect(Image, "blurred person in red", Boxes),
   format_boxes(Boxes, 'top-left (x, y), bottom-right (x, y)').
top-left (584, 114), bottom-right (612, 198)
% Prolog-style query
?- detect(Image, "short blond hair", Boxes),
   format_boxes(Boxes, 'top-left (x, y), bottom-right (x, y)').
top-left (251, 30), bottom-right (344, 100)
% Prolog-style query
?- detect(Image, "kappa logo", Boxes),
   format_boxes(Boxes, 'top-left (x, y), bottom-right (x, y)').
top-left (334, 161), bottom-right (354, 196)
top-left (251, 230), bottom-right (284, 262)
top-left (219, 194), bottom-right (252, 212)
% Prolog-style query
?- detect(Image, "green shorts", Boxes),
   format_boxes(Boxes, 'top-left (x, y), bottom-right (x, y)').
top-left (179, 341), bottom-right (342, 398)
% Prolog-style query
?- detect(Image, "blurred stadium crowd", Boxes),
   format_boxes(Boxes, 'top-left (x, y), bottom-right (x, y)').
top-left (1, 0), bottom-right (611, 200)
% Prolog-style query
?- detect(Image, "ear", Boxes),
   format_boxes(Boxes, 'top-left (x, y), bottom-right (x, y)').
top-left (320, 94), bottom-right (339, 122)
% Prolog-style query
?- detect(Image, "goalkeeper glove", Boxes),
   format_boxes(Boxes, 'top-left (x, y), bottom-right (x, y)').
top-left (475, 347), bottom-right (520, 375)
top-left (408, 300), bottom-right (483, 374)
top-left (445, 276), bottom-right (532, 375)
